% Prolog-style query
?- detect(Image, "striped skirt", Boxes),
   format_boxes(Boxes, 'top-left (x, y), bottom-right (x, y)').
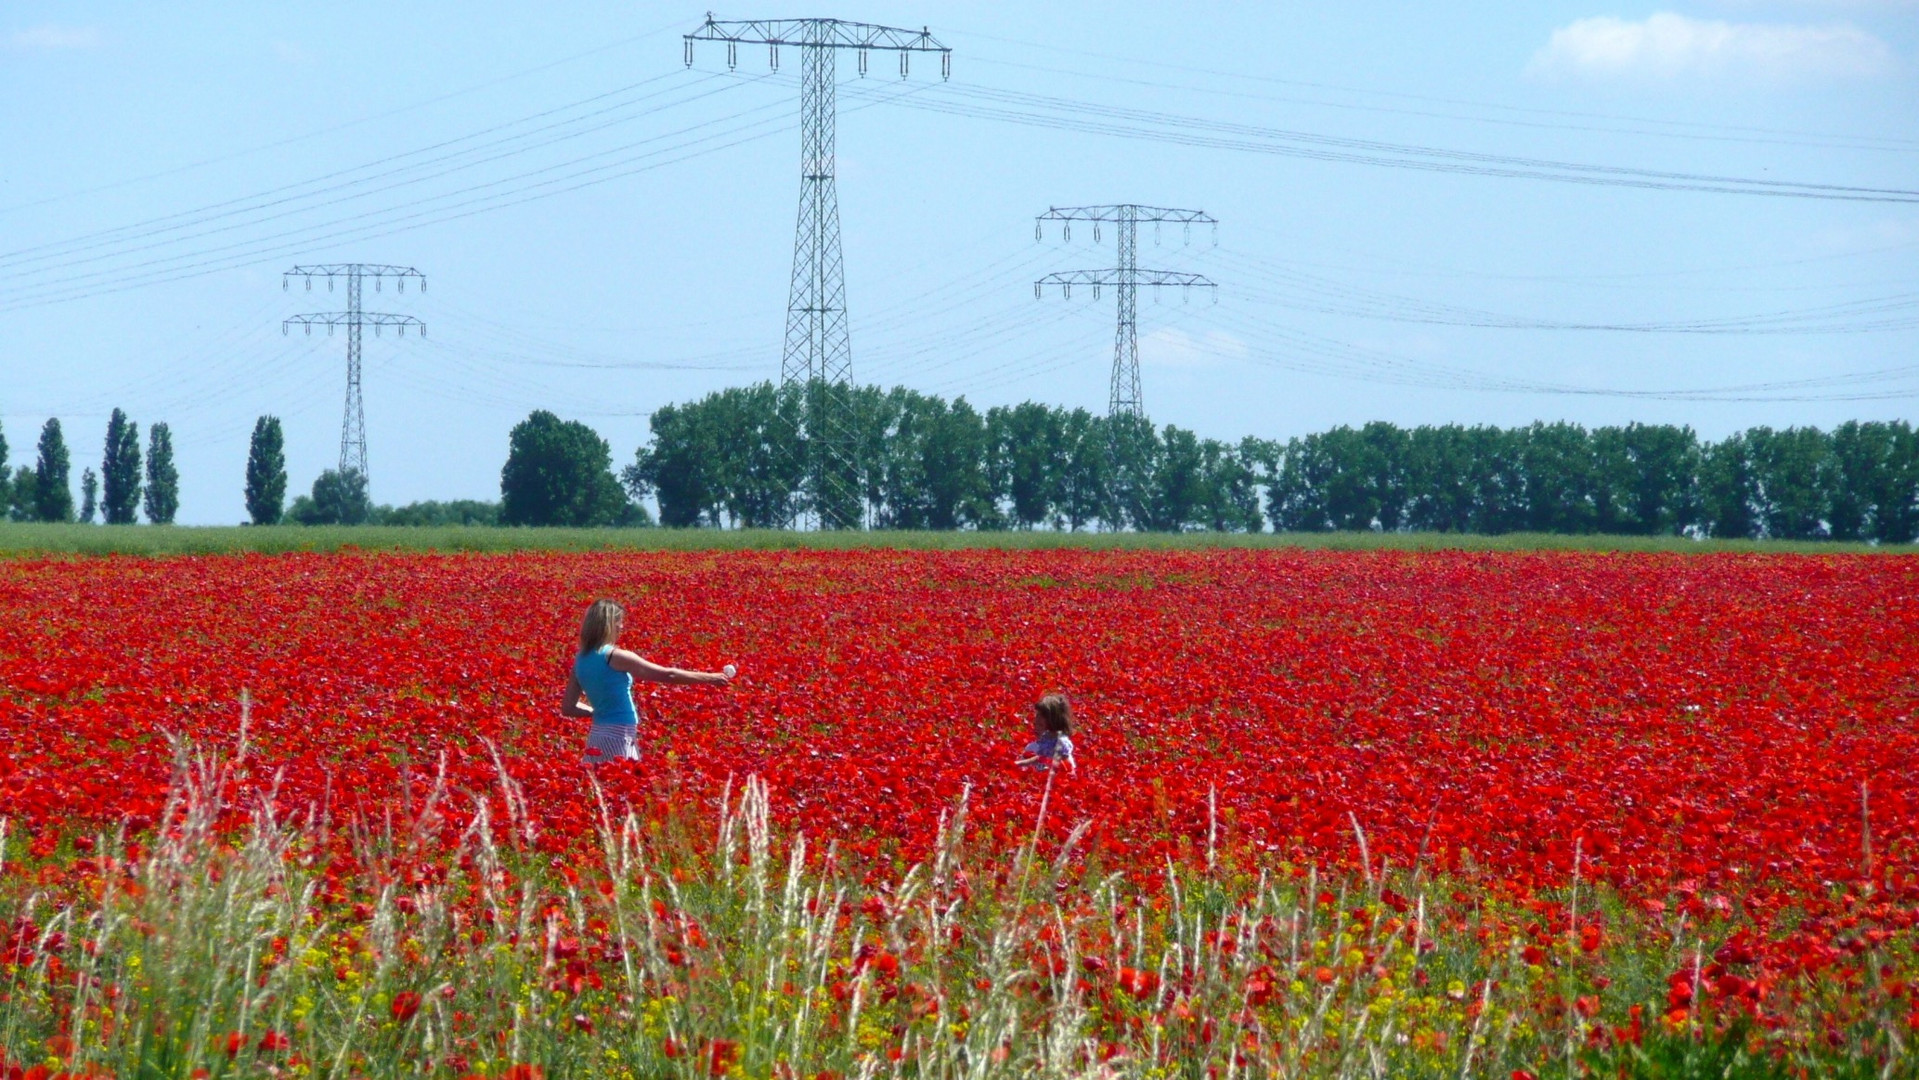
top-left (582, 722), bottom-right (640, 764)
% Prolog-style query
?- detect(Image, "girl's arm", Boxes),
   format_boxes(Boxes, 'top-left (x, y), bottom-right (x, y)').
top-left (609, 649), bottom-right (731, 686)
top-left (561, 673), bottom-right (593, 718)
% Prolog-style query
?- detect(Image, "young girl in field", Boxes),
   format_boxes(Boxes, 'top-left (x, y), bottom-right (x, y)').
top-left (1017, 693), bottom-right (1076, 773)
top-left (562, 599), bottom-right (730, 765)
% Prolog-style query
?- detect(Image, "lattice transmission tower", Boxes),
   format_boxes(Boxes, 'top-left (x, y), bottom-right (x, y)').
top-left (282, 264), bottom-right (426, 488)
top-left (1035, 206), bottom-right (1217, 418)
top-left (686, 15), bottom-right (950, 528)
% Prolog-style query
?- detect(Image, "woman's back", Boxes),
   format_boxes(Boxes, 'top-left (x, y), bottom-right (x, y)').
top-left (573, 645), bottom-right (638, 726)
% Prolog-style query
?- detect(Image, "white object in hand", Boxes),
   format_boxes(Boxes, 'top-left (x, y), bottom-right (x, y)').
top-left (723, 664), bottom-right (736, 678)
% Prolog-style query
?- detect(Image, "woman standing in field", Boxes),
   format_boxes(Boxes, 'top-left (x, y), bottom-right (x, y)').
top-left (563, 599), bottom-right (730, 764)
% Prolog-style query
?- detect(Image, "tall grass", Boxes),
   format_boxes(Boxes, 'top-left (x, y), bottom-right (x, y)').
top-left (0, 522), bottom-right (1897, 557)
top-left (0, 751), bottom-right (1908, 1079)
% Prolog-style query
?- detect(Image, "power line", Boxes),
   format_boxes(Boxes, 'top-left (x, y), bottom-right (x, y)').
top-left (0, 81), bottom-right (794, 312)
top-left (1202, 305), bottom-right (1919, 402)
top-left (1227, 219), bottom-right (1918, 292)
top-left (842, 79), bottom-right (1919, 203)
top-left (0, 73), bottom-right (748, 280)
top-left (0, 75), bottom-right (937, 314)
top-left (1209, 247), bottom-right (1919, 334)
top-left (962, 53), bottom-right (1919, 156)
top-left (947, 25), bottom-right (1919, 154)
top-left (0, 18), bottom-right (692, 220)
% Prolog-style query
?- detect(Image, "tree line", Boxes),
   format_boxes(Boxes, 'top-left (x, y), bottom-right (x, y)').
top-left (236, 410), bottom-right (643, 528)
top-left (1, 413), bottom-right (509, 528)
top-left (7, 393), bottom-right (1913, 540)
top-left (242, 417), bottom-right (514, 527)
top-left (2, 412), bottom-right (178, 524)
top-left (623, 381), bottom-right (1919, 541)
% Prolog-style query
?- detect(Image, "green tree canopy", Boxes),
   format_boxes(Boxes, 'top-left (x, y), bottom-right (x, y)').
top-left (1748, 427), bottom-right (1831, 540)
top-left (1700, 433), bottom-right (1759, 540)
top-left (8, 467), bottom-right (36, 522)
top-left (501, 410), bottom-right (631, 527)
top-left (1054, 409), bottom-right (1110, 531)
top-left (626, 385), bottom-right (803, 528)
top-left (373, 499), bottom-right (502, 527)
top-left (1147, 424), bottom-right (1207, 531)
top-left (1824, 421), bottom-right (1919, 544)
top-left (608, 379), bottom-right (1915, 542)
top-left (245, 416), bottom-right (288, 526)
top-left (1518, 421), bottom-right (1596, 534)
top-left (290, 468), bottom-right (372, 526)
top-left (79, 468), bottom-right (99, 524)
top-left (34, 418), bottom-right (74, 523)
top-left (144, 422), bottom-right (179, 524)
top-left (101, 408), bottom-right (142, 525)
top-left (1592, 423), bottom-right (1698, 536)
top-left (994, 402), bottom-right (1063, 529)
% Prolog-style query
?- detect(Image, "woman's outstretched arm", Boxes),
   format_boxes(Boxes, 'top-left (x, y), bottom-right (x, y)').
top-left (609, 650), bottom-right (730, 686)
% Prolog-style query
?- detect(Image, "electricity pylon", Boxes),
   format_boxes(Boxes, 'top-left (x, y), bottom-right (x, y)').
top-left (1035, 206), bottom-right (1218, 418)
top-left (686, 16), bottom-right (950, 528)
top-left (282, 264), bottom-right (425, 488)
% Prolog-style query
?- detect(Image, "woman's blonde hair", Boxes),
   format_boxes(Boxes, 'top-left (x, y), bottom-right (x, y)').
top-left (578, 599), bottom-right (626, 654)
top-left (1035, 693), bottom-right (1072, 735)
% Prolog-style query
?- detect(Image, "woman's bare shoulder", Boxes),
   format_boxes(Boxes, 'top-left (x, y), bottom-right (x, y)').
top-left (606, 648), bottom-right (655, 672)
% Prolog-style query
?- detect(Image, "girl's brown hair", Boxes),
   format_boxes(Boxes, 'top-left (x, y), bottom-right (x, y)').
top-left (578, 599), bottom-right (626, 654)
top-left (1034, 693), bottom-right (1072, 735)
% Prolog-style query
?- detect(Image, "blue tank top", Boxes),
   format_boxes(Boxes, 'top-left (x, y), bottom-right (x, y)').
top-left (574, 646), bottom-right (638, 726)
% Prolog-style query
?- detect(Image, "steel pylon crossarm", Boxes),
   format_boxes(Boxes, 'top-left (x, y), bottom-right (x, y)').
top-left (279, 263), bottom-right (427, 489)
top-left (282, 313), bottom-right (425, 334)
top-left (685, 17), bottom-right (948, 53)
top-left (1037, 206), bottom-right (1215, 225)
top-left (1033, 204), bottom-right (1220, 418)
top-left (682, 15), bottom-right (949, 529)
top-left (1036, 270), bottom-right (1215, 290)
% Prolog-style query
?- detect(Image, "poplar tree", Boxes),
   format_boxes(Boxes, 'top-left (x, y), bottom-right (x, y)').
top-left (244, 416), bottom-right (288, 525)
top-left (79, 468), bottom-right (99, 523)
top-left (144, 422), bottom-right (179, 524)
top-left (101, 408), bottom-right (142, 525)
top-left (33, 418), bottom-right (74, 522)
top-left (0, 419), bottom-right (9, 514)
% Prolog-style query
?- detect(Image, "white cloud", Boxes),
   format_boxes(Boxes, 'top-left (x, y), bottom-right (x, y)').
top-left (1527, 12), bottom-right (1892, 82)
top-left (7, 24), bottom-right (100, 51)
top-left (1139, 328), bottom-right (1249, 370)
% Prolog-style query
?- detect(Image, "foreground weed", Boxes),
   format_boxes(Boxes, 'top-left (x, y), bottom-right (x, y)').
top-left (1, 750), bottom-right (1909, 1079)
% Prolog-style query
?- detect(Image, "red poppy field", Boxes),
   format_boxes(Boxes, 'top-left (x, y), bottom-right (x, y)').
top-left (2, 547), bottom-right (1917, 1077)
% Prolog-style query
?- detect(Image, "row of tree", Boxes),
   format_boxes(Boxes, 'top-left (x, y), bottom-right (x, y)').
top-left (624, 382), bottom-right (1919, 541)
top-left (239, 415), bottom-right (506, 527)
top-left (4, 412), bottom-right (510, 529)
top-left (11, 395), bottom-right (1912, 540)
top-left (236, 410), bottom-right (638, 528)
top-left (625, 382), bottom-right (1263, 531)
top-left (1, 413), bottom-right (179, 525)
top-left (1268, 420), bottom-right (1919, 542)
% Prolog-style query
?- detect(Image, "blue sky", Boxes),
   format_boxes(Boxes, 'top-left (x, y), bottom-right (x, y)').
top-left (2, 2), bottom-right (1914, 523)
